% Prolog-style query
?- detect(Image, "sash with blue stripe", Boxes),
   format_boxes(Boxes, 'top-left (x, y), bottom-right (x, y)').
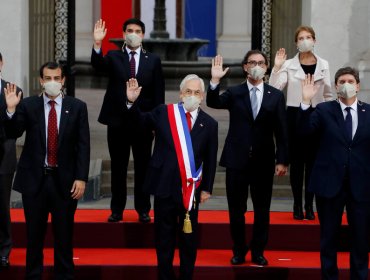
top-left (167, 103), bottom-right (202, 212)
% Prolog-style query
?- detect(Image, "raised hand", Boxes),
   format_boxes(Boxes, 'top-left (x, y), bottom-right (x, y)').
top-left (273, 48), bottom-right (287, 71)
top-left (93, 19), bottom-right (107, 48)
top-left (126, 78), bottom-right (142, 103)
top-left (211, 55), bottom-right (229, 84)
top-left (4, 83), bottom-right (22, 113)
top-left (301, 74), bottom-right (318, 105)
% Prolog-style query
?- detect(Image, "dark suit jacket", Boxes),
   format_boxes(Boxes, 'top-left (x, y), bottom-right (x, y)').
top-left (207, 83), bottom-right (289, 170)
top-left (91, 48), bottom-right (165, 127)
top-left (2, 95), bottom-right (90, 198)
top-left (0, 79), bottom-right (22, 174)
top-left (141, 105), bottom-right (218, 202)
top-left (299, 100), bottom-right (370, 202)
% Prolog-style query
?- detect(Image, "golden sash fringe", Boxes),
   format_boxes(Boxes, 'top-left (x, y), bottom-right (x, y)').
top-left (183, 211), bottom-right (192, 233)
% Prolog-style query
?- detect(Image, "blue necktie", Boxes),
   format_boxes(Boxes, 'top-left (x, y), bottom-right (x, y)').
top-left (250, 87), bottom-right (258, 119)
top-left (345, 107), bottom-right (352, 140)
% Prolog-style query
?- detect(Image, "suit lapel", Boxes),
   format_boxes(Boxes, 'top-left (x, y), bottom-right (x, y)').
top-left (191, 109), bottom-right (207, 138)
top-left (120, 49), bottom-right (131, 79)
top-left (353, 102), bottom-right (365, 143)
top-left (136, 50), bottom-right (149, 79)
top-left (332, 102), bottom-right (352, 143)
top-left (241, 83), bottom-right (254, 122)
top-left (58, 96), bottom-right (71, 148)
top-left (38, 96), bottom-right (47, 150)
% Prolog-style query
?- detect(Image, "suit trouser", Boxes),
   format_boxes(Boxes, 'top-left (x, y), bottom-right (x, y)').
top-left (22, 173), bottom-right (77, 280)
top-left (316, 184), bottom-right (370, 280)
top-left (107, 124), bottom-right (153, 215)
top-left (154, 195), bottom-right (199, 280)
top-left (287, 106), bottom-right (316, 209)
top-left (226, 165), bottom-right (274, 257)
top-left (0, 173), bottom-right (14, 257)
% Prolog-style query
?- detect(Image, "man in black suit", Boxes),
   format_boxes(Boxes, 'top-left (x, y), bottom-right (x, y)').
top-left (91, 18), bottom-right (165, 223)
top-left (3, 62), bottom-right (90, 279)
top-left (127, 74), bottom-right (218, 280)
top-left (207, 51), bottom-right (289, 266)
top-left (300, 67), bottom-right (370, 280)
top-left (0, 52), bottom-right (21, 269)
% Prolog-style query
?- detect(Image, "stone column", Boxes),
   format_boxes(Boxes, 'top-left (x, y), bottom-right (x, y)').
top-left (217, 0), bottom-right (252, 60)
top-left (150, 0), bottom-right (169, 38)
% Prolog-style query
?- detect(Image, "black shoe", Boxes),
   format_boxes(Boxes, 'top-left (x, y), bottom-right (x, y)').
top-left (305, 206), bottom-right (315, 220)
top-left (293, 205), bottom-right (304, 220)
top-left (138, 212), bottom-right (151, 223)
top-left (0, 256), bottom-right (9, 268)
top-left (107, 213), bottom-right (123, 223)
top-left (230, 255), bottom-right (245, 265)
top-left (251, 254), bottom-right (268, 266)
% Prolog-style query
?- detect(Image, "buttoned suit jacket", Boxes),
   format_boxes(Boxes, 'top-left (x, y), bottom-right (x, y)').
top-left (299, 100), bottom-right (370, 202)
top-left (2, 95), bottom-right (90, 198)
top-left (207, 83), bottom-right (289, 171)
top-left (91, 48), bottom-right (165, 127)
top-left (141, 104), bottom-right (218, 203)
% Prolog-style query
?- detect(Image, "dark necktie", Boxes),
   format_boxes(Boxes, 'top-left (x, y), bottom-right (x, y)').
top-left (250, 87), bottom-right (258, 119)
top-left (47, 100), bottom-right (58, 167)
top-left (186, 112), bottom-right (192, 131)
top-left (345, 107), bottom-right (352, 140)
top-left (129, 51), bottom-right (136, 78)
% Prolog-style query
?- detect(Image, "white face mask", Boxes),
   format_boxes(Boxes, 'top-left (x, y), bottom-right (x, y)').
top-left (43, 81), bottom-right (62, 97)
top-left (248, 65), bottom-right (266, 81)
top-left (297, 39), bottom-right (314, 53)
top-left (125, 33), bottom-right (142, 48)
top-left (182, 95), bottom-right (201, 112)
top-left (337, 83), bottom-right (357, 99)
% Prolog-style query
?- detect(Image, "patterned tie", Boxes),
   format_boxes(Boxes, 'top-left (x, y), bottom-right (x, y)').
top-left (250, 87), bottom-right (258, 119)
top-left (345, 107), bottom-right (352, 140)
top-left (186, 112), bottom-right (192, 131)
top-left (47, 100), bottom-right (58, 166)
top-left (129, 51), bottom-right (136, 78)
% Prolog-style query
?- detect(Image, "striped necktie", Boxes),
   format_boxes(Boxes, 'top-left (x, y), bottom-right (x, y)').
top-left (129, 51), bottom-right (136, 78)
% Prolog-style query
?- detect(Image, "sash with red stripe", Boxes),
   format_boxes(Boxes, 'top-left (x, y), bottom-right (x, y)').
top-left (167, 103), bottom-right (202, 211)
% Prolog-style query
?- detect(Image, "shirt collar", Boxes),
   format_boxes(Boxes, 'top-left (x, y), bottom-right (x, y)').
top-left (183, 106), bottom-right (199, 119)
top-left (247, 80), bottom-right (264, 93)
top-left (43, 93), bottom-right (63, 106)
top-left (339, 98), bottom-right (358, 112)
top-left (126, 46), bottom-right (141, 55)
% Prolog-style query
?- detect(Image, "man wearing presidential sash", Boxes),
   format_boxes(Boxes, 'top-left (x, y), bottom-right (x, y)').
top-left (127, 75), bottom-right (218, 280)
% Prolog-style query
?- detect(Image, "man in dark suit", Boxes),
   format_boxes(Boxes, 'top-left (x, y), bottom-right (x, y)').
top-left (207, 51), bottom-right (289, 266)
top-left (0, 52), bottom-right (21, 269)
top-left (91, 18), bottom-right (165, 223)
top-left (3, 62), bottom-right (90, 279)
top-left (127, 74), bottom-right (218, 280)
top-left (299, 67), bottom-right (370, 280)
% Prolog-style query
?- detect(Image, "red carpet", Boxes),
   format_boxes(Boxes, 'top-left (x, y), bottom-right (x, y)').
top-left (2, 209), bottom-right (359, 280)
top-left (9, 208), bottom-right (349, 224)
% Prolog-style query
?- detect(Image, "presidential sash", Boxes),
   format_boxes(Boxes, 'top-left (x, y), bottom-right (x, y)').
top-left (167, 103), bottom-right (202, 232)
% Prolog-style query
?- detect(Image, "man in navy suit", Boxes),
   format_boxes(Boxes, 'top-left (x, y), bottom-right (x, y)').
top-left (300, 67), bottom-right (370, 280)
top-left (0, 52), bottom-right (21, 268)
top-left (127, 74), bottom-right (218, 280)
top-left (91, 18), bottom-right (165, 223)
top-left (3, 62), bottom-right (90, 279)
top-left (207, 51), bottom-right (289, 266)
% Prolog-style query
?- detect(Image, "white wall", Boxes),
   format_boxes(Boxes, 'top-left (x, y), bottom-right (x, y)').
top-left (0, 0), bottom-right (29, 95)
top-left (141, 0), bottom-right (176, 38)
top-left (75, 0), bottom-right (95, 61)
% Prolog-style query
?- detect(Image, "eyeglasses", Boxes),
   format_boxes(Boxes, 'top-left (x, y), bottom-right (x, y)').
top-left (246, 61), bottom-right (266, 67)
top-left (183, 89), bottom-right (202, 96)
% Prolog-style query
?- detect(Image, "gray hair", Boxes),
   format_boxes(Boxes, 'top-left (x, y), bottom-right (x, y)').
top-left (179, 74), bottom-right (205, 93)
